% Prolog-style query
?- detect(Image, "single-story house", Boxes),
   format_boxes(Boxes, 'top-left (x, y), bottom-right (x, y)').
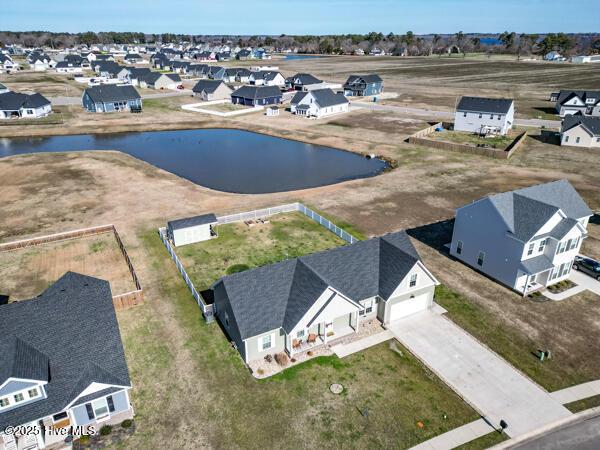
top-left (0, 272), bottom-right (133, 450)
top-left (290, 88), bottom-right (349, 119)
top-left (343, 74), bottom-right (383, 97)
top-left (167, 213), bottom-right (218, 246)
top-left (55, 61), bottom-right (83, 74)
top-left (454, 96), bottom-right (515, 135)
top-left (234, 68), bottom-right (252, 84)
top-left (450, 179), bottom-right (592, 296)
top-left (249, 71), bottom-right (285, 86)
top-left (212, 231), bottom-right (439, 364)
top-left (231, 85), bottom-right (282, 106)
top-left (236, 49), bottom-right (252, 60)
top-left (127, 67), bottom-right (152, 86)
top-left (561, 114), bottom-right (600, 148)
top-left (0, 91), bottom-right (52, 119)
top-left (124, 53), bottom-right (143, 63)
top-left (554, 90), bottom-right (600, 117)
top-left (141, 72), bottom-right (182, 90)
top-left (286, 73), bottom-right (322, 91)
top-left (82, 85), bottom-right (142, 113)
top-left (188, 64), bottom-right (209, 78)
top-left (207, 66), bottom-right (226, 80)
top-left (192, 80), bottom-right (233, 101)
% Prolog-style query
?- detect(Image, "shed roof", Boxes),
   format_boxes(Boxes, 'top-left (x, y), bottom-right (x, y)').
top-left (168, 213), bottom-right (218, 230)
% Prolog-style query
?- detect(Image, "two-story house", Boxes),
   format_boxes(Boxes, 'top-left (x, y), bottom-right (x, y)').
top-left (554, 90), bottom-right (600, 117)
top-left (0, 272), bottom-right (133, 450)
top-left (212, 231), bottom-right (439, 365)
top-left (450, 180), bottom-right (592, 295)
top-left (561, 114), bottom-right (600, 148)
top-left (290, 88), bottom-right (349, 119)
top-left (342, 74), bottom-right (383, 97)
top-left (454, 96), bottom-right (515, 136)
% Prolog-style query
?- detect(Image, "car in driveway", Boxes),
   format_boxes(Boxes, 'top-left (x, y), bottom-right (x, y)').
top-left (573, 256), bottom-right (600, 280)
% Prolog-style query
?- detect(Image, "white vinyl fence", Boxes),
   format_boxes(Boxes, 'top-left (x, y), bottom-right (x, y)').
top-left (159, 203), bottom-right (359, 322)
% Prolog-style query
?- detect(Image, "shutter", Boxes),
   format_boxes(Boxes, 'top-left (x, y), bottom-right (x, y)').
top-left (85, 403), bottom-right (95, 420)
top-left (107, 395), bottom-right (115, 412)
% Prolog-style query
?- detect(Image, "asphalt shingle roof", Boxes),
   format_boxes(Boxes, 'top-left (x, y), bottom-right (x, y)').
top-left (168, 213), bottom-right (217, 230)
top-left (84, 85), bottom-right (141, 103)
top-left (456, 96), bottom-right (514, 114)
top-left (556, 90), bottom-right (600, 106)
top-left (0, 272), bottom-right (130, 429)
top-left (344, 74), bottom-right (382, 87)
top-left (0, 91), bottom-right (50, 111)
top-left (231, 85), bottom-right (281, 100)
top-left (215, 231), bottom-right (421, 339)
top-left (562, 115), bottom-right (600, 136)
top-left (310, 89), bottom-right (349, 108)
top-left (192, 79), bottom-right (226, 94)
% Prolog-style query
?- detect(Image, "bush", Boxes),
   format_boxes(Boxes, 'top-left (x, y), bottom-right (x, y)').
top-left (290, 358), bottom-right (296, 363)
top-left (100, 425), bottom-right (112, 436)
top-left (226, 264), bottom-right (250, 275)
top-left (274, 352), bottom-right (289, 366)
top-left (120, 419), bottom-right (133, 429)
top-left (264, 354), bottom-right (273, 363)
top-left (78, 435), bottom-right (90, 445)
top-left (257, 368), bottom-right (264, 375)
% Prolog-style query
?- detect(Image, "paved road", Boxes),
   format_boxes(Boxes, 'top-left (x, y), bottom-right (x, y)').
top-left (512, 414), bottom-right (600, 450)
top-left (351, 101), bottom-right (562, 129)
top-left (49, 89), bottom-right (193, 106)
top-left (388, 311), bottom-right (572, 438)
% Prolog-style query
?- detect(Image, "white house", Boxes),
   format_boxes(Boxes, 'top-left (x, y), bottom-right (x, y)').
top-left (0, 91), bottom-right (52, 119)
top-left (213, 231), bottom-right (439, 364)
top-left (450, 180), bottom-right (592, 296)
top-left (561, 115), bottom-right (600, 148)
top-left (290, 88), bottom-right (349, 119)
top-left (167, 213), bottom-right (218, 247)
top-left (571, 55), bottom-right (600, 64)
top-left (454, 96), bottom-right (515, 135)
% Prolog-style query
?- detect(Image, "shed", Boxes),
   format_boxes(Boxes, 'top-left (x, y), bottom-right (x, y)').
top-left (167, 213), bottom-right (218, 246)
top-left (266, 106), bottom-right (279, 116)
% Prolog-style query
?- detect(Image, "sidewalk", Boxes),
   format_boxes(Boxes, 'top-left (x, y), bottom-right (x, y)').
top-left (550, 380), bottom-right (600, 404)
top-left (409, 419), bottom-right (498, 450)
top-left (331, 329), bottom-right (393, 358)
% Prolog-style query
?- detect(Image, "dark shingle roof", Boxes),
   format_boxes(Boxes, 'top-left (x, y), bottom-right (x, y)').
top-left (215, 231), bottom-right (422, 339)
top-left (168, 213), bottom-right (217, 230)
top-left (192, 79), bottom-right (226, 94)
top-left (519, 255), bottom-right (555, 274)
top-left (456, 96), bottom-right (514, 114)
top-left (562, 115), bottom-right (600, 136)
top-left (231, 85), bottom-right (281, 100)
top-left (344, 74), bottom-right (382, 87)
top-left (310, 89), bottom-right (349, 108)
top-left (84, 85), bottom-right (141, 103)
top-left (0, 272), bottom-right (130, 429)
top-left (0, 91), bottom-right (50, 111)
top-left (288, 73), bottom-right (322, 86)
top-left (486, 179), bottom-right (592, 241)
top-left (556, 90), bottom-right (600, 106)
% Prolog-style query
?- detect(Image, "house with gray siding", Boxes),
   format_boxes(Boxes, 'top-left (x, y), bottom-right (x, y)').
top-left (82, 85), bottom-right (142, 113)
top-left (450, 180), bottom-right (592, 295)
top-left (212, 231), bottom-right (439, 365)
top-left (231, 85), bottom-right (282, 107)
top-left (554, 90), bottom-right (600, 117)
top-left (343, 74), bottom-right (383, 97)
top-left (454, 96), bottom-right (514, 135)
top-left (0, 273), bottom-right (133, 450)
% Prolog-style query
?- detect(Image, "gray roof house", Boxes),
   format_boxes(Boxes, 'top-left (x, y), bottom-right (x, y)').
top-left (0, 91), bottom-right (52, 119)
top-left (450, 179), bottom-right (592, 296)
top-left (192, 80), bottom-right (233, 101)
top-left (82, 85), bottom-right (142, 113)
top-left (212, 231), bottom-right (439, 364)
top-left (286, 73), bottom-right (322, 90)
top-left (454, 96), bottom-right (515, 135)
top-left (0, 273), bottom-right (133, 450)
top-left (554, 90), bottom-right (600, 117)
top-left (561, 114), bottom-right (600, 148)
top-left (231, 85), bottom-right (282, 107)
top-left (343, 74), bottom-right (383, 97)
top-left (290, 88), bottom-right (349, 119)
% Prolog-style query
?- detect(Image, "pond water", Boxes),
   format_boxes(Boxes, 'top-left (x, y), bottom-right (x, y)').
top-left (0, 129), bottom-right (386, 194)
top-left (284, 54), bottom-right (326, 60)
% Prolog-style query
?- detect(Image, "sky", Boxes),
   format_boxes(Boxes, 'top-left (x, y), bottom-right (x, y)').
top-left (2, 0), bottom-right (599, 35)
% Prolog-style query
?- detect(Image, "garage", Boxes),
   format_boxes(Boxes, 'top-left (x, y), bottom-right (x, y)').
top-left (388, 293), bottom-right (431, 322)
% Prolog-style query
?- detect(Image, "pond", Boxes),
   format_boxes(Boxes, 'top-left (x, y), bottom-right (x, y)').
top-left (0, 129), bottom-right (387, 194)
top-left (284, 54), bottom-right (327, 60)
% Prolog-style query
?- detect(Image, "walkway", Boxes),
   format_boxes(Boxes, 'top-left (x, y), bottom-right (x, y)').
top-left (331, 329), bottom-right (393, 358)
top-left (551, 380), bottom-right (600, 404)
top-left (542, 270), bottom-right (600, 301)
top-left (409, 419), bottom-right (498, 450)
top-left (350, 101), bottom-right (561, 129)
top-left (388, 311), bottom-right (572, 438)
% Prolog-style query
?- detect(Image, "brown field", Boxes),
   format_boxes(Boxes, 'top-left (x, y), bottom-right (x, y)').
top-left (0, 232), bottom-right (136, 301)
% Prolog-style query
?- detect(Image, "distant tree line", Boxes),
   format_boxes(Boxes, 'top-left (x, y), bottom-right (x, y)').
top-left (0, 30), bottom-right (598, 57)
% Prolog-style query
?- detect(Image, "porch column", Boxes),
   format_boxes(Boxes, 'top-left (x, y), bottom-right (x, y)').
top-left (523, 274), bottom-right (529, 297)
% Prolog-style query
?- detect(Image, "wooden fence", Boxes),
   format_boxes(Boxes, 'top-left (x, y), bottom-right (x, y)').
top-left (0, 224), bottom-right (143, 311)
top-left (408, 124), bottom-right (528, 160)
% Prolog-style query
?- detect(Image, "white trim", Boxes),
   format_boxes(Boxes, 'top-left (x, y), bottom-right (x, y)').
top-left (64, 382), bottom-right (131, 410)
top-left (0, 377), bottom-right (47, 391)
top-left (258, 333), bottom-right (276, 352)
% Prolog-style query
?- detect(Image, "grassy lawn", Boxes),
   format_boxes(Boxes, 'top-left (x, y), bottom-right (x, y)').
top-left (202, 102), bottom-right (249, 113)
top-left (116, 230), bottom-right (480, 448)
top-left (565, 395), bottom-right (600, 413)
top-left (176, 212), bottom-right (348, 291)
top-left (428, 130), bottom-right (517, 149)
top-left (434, 285), bottom-right (590, 391)
top-left (302, 204), bottom-right (368, 240)
top-left (454, 431), bottom-right (507, 450)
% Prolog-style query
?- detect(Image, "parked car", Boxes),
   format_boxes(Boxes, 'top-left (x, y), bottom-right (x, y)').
top-left (573, 256), bottom-right (600, 280)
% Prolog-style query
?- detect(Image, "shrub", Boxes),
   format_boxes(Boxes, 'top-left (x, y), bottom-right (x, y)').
top-left (290, 358), bottom-right (296, 363)
top-left (78, 435), bottom-right (90, 445)
top-left (274, 352), bottom-right (289, 366)
top-left (226, 264), bottom-right (250, 275)
top-left (264, 354), bottom-right (273, 363)
top-left (257, 368), bottom-right (264, 375)
top-left (120, 419), bottom-right (133, 429)
top-left (100, 425), bottom-right (112, 436)
top-left (307, 351), bottom-right (313, 356)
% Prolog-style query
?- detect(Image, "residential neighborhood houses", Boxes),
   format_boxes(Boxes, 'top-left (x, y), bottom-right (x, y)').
top-left (192, 79), bottom-right (232, 101)
top-left (454, 96), bottom-right (515, 135)
top-left (553, 90), bottom-right (600, 117)
top-left (290, 88), bottom-right (350, 118)
top-left (82, 84), bottom-right (142, 113)
top-left (561, 114), bottom-right (600, 148)
top-left (0, 89), bottom-right (52, 119)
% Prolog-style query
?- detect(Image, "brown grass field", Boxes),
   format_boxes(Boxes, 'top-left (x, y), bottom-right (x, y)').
top-left (0, 232), bottom-right (136, 301)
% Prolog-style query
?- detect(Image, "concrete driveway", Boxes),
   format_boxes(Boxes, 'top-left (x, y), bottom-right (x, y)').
top-left (571, 270), bottom-right (600, 296)
top-left (388, 311), bottom-right (571, 438)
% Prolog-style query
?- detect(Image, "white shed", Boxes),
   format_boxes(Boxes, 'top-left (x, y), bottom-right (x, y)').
top-left (167, 213), bottom-right (218, 247)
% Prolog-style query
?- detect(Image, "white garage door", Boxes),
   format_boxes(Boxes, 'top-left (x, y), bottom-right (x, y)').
top-left (389, 293), bottom-right (430, 322)
top-left (563, 109), bottom-right (579, 116)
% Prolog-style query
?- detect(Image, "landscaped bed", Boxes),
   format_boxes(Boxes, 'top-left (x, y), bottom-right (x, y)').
top-left (176, 211), bottom-right (348, 291)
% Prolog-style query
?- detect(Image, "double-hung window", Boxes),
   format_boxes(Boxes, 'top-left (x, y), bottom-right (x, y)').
top-left (261, 334), bottom-right (272, 351)
top-left (477, 251), bottom-right (485, 267)
top-left (27, 388), bottom-right (39, 399)
top-left (538, 238), bottom-right (547, 253)
top-left (0, 397), bottom-right (9, 408)
top-left (13, 393), bottom-right (24, 403)
top-left (456, 240), bottom-right (463, 255)
top-left (527, 243), bottom-right (535, 256)
top-left (409, 273), bottom-right (418, 288)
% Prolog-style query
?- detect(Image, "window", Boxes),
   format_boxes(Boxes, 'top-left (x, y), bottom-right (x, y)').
top-left (91, 398), bottom-right (109, 419)
top-left (576, 137), bottom-right (581, 144)
top-left (27, 388), bottom-right (39, 399)
top-left (224, 312), bottom-right (229, 328)
top-left (565, 136), bottom-right (570, 143)
top-left (527, 243), bottom-right (535, 256)
top-left (463, 112), bottom-right (467, 117)
top-left (557, 241), bottom-right (567, 254)
top-left (14, 393), bottom-right (24, 403)
top-left (498, 115), bottom-right (502, 120)
top-left (365, 305), bottom-right (373, 314)
top-left (538, 239), bottom-right (547, 253)
top-left (456, 240), bottom-right (463, 255)
top-left (0, 397), bottom-right (9, 408)
top-left (409, 273), bottom-right (418, 287)
top-left (490, 114), bottom-right (494, 119)
top-left (261, 334), bottom-right (272, 351)
top-left (53, 412), bottom-right (68, 422)
top-left (297, 329), bottom-right (305, 338)
top-left (478, 113), bottom-right (482, 119)
top-left (477, 251), bottom-right (485, 267)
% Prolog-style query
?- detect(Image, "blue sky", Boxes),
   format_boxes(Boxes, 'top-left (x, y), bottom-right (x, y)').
top-left (2, 0), bottom-right (599, 35)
